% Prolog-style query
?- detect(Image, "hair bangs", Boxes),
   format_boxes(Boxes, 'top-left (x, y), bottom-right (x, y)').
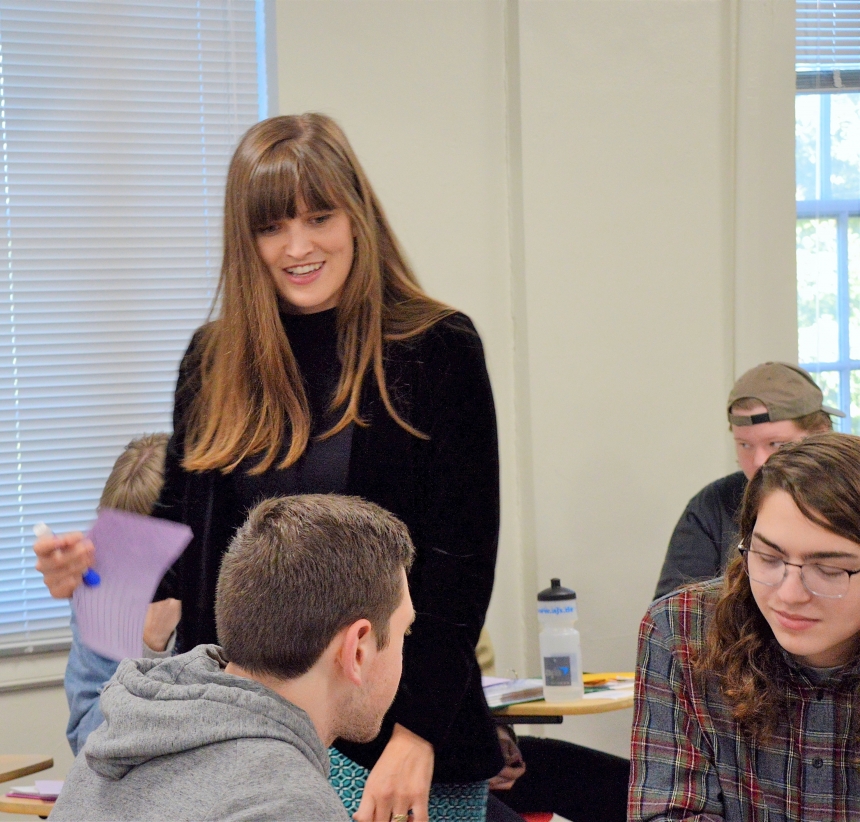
top-left (247, 140), bottom-right (351, 232)
top-left (742, 433), bottom-right (860, 548)
top-left (186, 113), bottom-right (456, 476)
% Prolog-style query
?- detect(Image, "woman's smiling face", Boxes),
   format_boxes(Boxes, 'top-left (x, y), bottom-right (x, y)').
top-left (255, 206), bottom-right (354, 314)
top-left (749, 489), bottom-right (860, 668)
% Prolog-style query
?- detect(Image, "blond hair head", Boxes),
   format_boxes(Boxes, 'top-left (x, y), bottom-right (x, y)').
top-left (99, 433), bottom-right (169, 515)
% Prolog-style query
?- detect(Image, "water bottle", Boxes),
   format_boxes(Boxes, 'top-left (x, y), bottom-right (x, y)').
top-left (537, 578), bottom-right (585, 702)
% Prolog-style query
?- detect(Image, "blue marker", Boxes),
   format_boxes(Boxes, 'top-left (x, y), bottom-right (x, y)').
top-left (33, 522), bottom-right (100, 587)
top-left (82, 568), bottom-right (101, 586)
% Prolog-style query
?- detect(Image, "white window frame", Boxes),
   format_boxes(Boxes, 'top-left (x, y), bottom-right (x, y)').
top-left (795, 0), bottom-right (860, 426)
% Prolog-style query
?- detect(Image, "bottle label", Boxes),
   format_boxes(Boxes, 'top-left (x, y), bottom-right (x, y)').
top-left (543, 655), bottom-right (576, 686)
top-left (538, 605), bottom-right (576, 616)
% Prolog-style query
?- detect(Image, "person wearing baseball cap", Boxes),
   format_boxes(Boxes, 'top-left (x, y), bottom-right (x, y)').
top-left (654, 362), bottom-right (843, 599)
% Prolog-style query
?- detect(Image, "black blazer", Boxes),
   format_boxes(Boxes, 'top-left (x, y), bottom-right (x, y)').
top-left (154, 312), bottom-right (504, 783)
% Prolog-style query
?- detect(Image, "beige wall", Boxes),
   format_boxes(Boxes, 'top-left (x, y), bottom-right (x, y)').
top-left (273, 0), bottom-right (531, 679)
top-left (274, 0), bottom-right (797, 758)
top-left (516, 0), bottom-right (796, 755)
top-left (0, 683), bottom-right (74, 821)
top-left (2, 0), bottom-right (798, 775)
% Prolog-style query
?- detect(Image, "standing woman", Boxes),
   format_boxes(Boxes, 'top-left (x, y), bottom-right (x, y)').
top-left (35, 114), bottom-right (503, 821)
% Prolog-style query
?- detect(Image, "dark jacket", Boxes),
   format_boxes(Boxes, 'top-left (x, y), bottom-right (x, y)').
top-left (654, 471), bottom-right (747, 599)
top-left (153, 312), bottom-right (504, 783)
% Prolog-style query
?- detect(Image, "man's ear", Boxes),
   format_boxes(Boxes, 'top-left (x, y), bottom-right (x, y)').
top-left (337, 618), bottom-right (374, 687)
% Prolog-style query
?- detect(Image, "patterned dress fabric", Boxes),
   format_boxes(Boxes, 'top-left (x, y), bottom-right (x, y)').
top-left (329, 749), bottom-right (489, 822)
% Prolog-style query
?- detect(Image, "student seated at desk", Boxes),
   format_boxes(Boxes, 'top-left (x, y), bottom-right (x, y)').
top-left (654, 362), bottom-right (838, 599)
top-left (50, 494), bottom-right (415, 822)
top-left (57, 433), bottom-right (181, 755)
top-left (630, 433), bottom-right (860, 821)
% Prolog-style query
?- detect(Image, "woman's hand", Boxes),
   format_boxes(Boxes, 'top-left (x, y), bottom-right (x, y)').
top-left (33, 531), bottom-right (94, 599)
top-left (353, 723), bottom-right (434, 822)
top-left (487, 726), bottom-right (526, 791)
top-left (143, 598), bottom-right (182, 652)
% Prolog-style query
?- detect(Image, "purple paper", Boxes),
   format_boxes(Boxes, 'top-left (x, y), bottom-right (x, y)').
top-left (72, 509), bottom-right (192, 661)
top-left (35, 781), bottom-right (64, 797)
top-left (7, 782), bottom-right (63, 800)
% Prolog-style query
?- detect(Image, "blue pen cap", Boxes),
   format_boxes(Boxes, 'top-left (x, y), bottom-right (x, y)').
top-left (82, 569), bottom-right (101, 587)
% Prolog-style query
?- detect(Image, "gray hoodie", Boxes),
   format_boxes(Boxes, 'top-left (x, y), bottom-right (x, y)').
top-left (50, 645), bottom-right (350, 821)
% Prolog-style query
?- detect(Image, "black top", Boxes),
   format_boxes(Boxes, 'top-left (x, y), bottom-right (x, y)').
top-left (654, 471), bottom-right (747, 599)
top-left (153, 311), bottom-right (504, 783)
top-left (231, 309), bottom-right (353, 503)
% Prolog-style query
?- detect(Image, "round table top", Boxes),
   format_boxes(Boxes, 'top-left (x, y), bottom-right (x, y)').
top-left (492, 672), bottom-right (635, 717)
top-left (492, 691), bottom-right (633, 716)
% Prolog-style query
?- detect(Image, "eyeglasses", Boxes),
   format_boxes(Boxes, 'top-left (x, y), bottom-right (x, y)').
top-left (738, 546), bottom-right (860, 599)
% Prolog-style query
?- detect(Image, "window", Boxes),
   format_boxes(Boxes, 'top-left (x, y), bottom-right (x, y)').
top-left (796, 1), bottom-right (860, 430)
top-left (0, 1), bottom-right (268, 656)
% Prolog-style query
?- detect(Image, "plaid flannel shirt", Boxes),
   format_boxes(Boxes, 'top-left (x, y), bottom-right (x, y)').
top-left (629, 579), bottom-right (860, 822)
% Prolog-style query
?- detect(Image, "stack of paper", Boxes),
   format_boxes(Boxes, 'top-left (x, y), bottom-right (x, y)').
top-left (6, 781), bottom-right (63, 801)
top-left (582, 673), bottom-right (635, 700)
top-left (482, 676), bottom-right (544, 708)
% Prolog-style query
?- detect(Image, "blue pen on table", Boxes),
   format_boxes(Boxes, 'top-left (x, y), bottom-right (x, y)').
top-left (33, 522), bottom-right (101, 587)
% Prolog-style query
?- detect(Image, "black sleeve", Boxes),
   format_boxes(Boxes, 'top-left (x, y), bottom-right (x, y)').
top-left (388, 315), bottom-right (500, 748)
top-left (654, 474), bottom-right (747, 600)
top-left (654, 475), bottom-right (741, 600)
top-left (654, 505), bottom-right (722, 600)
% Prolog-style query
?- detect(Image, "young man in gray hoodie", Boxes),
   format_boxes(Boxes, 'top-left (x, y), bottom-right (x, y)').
top-left (50, 494), bottom-right (416, 822)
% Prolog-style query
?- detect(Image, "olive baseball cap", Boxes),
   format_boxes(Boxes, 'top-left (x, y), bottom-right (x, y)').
top-left (727, 362), bottom-right (845, 426)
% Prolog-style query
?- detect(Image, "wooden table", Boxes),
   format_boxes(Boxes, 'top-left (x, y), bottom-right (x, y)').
top-left (492, 673), bottom-right (635, 724)
top-left (0, 756), bottom-right (53, 786)
top-left (0, 756), bottom-right (55, 818)
top-left (0, 795), bottom-right (55, 817)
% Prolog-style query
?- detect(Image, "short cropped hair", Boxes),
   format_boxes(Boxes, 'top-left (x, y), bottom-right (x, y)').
top-left (99, 433), bottom-right (169, 515)
top-left (215, 494), bottom-right (415, 680)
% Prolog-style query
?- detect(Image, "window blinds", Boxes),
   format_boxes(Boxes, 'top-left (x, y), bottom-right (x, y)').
top-left (0, 1), bottom-right (261, 655)
top-left (797, 0), bottom-right (860, 89)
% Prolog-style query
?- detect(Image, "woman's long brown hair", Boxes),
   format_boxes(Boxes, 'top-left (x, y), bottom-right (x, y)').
top-left (694, 432), bottom-right (860, 741)
top-left (183, 114), bottom-right (455, 474)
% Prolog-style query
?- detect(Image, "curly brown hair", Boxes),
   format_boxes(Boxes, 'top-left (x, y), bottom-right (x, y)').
top-left (694, 432), bottom-right (860, 741)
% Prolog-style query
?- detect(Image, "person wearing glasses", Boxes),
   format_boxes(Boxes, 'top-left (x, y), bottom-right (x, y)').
top-left (654, 362), bottom-right (840, 599)
top-left (630, 433), bottom-right (860, 821)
